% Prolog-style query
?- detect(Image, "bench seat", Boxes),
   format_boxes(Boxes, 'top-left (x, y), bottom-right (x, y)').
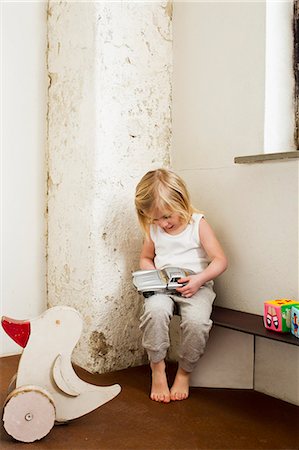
top-left (168, 306), bottom-right (299, 404)
top-left (211, 306), bottom-right (299, 346)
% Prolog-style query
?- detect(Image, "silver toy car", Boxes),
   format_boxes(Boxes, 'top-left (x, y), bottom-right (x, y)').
top-left (132, 266), bottom-right (195, 298)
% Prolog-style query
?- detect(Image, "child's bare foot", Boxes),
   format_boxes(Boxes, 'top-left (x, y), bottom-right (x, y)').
top-left (150, 361), bottom-right (170, 403)
top-left (170, 367), bottom-right (190, 401)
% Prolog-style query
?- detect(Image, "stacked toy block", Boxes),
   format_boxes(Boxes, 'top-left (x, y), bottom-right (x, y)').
top-left (291, 305), bottom-right (299, 338)
top-left (264, 299), bottom-right (299, 337)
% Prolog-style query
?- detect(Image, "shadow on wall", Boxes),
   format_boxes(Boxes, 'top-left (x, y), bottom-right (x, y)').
top-left (86, 195), bottom-right (147, 373)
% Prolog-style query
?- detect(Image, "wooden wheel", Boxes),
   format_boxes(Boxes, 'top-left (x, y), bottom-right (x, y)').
top-left (3, 385), bottom-right (56, 442)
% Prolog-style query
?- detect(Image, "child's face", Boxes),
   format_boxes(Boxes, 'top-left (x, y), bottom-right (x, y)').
top-left (148, 209), bottom-right (185, 234)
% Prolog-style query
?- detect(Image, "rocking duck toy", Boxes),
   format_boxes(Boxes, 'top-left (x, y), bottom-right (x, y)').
top-left (1, 306), bottom-right (121, 443)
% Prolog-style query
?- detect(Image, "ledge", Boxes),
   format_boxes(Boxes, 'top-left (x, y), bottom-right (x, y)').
top-left (234, 151), bottom-right (299, 164)
top-left (211, 306), bottom-right (299, 347)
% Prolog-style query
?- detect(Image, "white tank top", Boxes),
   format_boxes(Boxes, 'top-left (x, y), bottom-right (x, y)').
top-left (150, 213), bottom-right (209, 273)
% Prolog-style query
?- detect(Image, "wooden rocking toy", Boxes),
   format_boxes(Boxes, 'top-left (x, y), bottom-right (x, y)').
top-left (1, 306), bottom-right (121, 442)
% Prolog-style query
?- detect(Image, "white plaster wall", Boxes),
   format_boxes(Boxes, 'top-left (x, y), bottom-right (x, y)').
top-left (47, 1), bottom-right (172, 373)
top-left (1, 1), bottom-right (47, 356)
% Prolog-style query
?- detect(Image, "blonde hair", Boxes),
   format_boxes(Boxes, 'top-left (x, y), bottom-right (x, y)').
top-left (135, 168), bottom-right (197, 234)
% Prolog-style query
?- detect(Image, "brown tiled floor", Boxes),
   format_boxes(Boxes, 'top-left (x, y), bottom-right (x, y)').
top-left (0, 355), bottom-right (298, 449)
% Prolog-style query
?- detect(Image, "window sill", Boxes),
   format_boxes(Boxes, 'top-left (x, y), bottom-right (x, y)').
top-left (234, 151), bottom-right (299, 164)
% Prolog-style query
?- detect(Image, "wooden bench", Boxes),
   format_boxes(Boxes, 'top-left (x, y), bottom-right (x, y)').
top-left (171, 306), bottom-right (299, 404)
top-left (211, 306), bottom-right (299, 347)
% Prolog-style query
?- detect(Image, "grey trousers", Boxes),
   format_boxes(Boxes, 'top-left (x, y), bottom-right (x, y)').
top-left (139, 283), bottom-right (216, 372)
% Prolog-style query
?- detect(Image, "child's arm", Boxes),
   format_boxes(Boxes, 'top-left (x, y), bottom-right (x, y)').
top-left (139, 235), bottom-right (156, 270)
top-left (176, 218), bottom-right (228, 298)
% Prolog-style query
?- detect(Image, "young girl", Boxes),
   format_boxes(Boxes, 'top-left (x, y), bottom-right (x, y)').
top-left (135, 168), bottom-right (228, 403)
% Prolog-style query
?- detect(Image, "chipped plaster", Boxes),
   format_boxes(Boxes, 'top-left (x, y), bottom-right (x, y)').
top-left (47, 1), bottom-right (172, 373)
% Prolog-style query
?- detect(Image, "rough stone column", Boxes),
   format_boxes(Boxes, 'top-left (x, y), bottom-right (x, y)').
top-left (47, 1), bottom-right (172, 373)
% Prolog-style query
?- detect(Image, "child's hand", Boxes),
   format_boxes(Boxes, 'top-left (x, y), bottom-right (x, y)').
top-left (176, 275), bottom-right (203, 298)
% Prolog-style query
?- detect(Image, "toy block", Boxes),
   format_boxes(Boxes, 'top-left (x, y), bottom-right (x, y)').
top-left (264, 299), bottom-right (299, 332)
top-left (291, 306), bottom-right (299, 338)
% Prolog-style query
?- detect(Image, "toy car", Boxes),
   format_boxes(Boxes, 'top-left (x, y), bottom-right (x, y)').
top-left (132, 266), bottom-right (195, 297)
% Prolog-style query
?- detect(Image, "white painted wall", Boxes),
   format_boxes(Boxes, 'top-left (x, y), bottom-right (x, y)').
top-left (1, 2), bottom-right (47, 356)
top-left (172, 1), bottom-right (298, 313)
top-left (172, 1), bottom-right (298, 404)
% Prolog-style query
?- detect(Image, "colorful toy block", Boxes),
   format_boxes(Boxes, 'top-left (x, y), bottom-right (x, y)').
top-left (264, 299), bottom-right (299, 332)
top-left (291, 305), bottom-right (299, 338)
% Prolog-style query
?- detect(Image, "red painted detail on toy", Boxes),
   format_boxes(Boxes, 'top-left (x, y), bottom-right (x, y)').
top-left (1, 317), bottom-right (31, 348)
